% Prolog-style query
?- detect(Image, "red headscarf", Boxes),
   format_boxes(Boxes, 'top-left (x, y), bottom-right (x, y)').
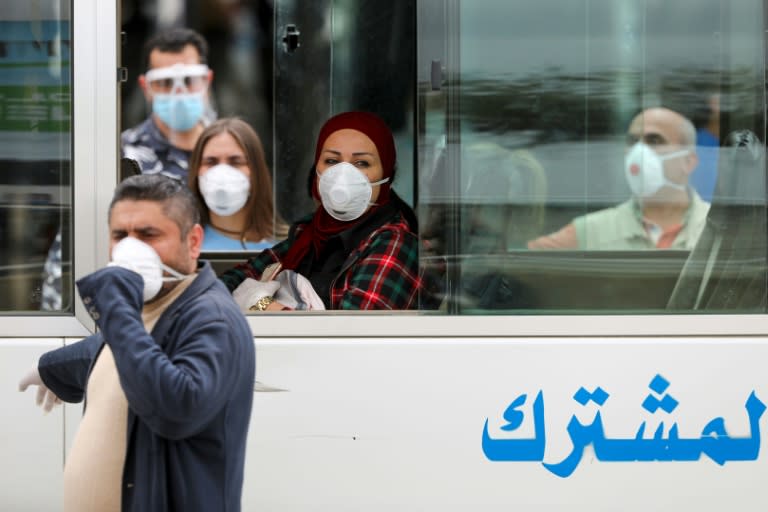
top-left (281, 111), bottom-right (397, 270)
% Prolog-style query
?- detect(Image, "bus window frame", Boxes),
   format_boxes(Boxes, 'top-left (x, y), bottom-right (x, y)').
top-left (3, 0), bottom-right (116, 337)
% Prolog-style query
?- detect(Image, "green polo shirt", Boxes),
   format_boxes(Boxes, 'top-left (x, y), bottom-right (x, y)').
top-left (573, 190), bottom-right (710, 250)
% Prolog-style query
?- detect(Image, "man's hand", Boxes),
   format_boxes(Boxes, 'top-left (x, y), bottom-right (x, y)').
top-left (18, 367), bottom-right (62, 413)
top-left (76, 266), bottom-right (145, 325)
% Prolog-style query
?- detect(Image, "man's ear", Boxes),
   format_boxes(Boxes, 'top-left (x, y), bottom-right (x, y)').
top-left (188, 223), bottom-right (204, 260)
top-left (684, 151), bottom-right (700, 176)
top-left (138, 74), bottom-right (151, 102)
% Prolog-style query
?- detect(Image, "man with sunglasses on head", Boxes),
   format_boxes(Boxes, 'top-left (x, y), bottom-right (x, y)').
top-left (122, 28), bottom-right (215, 181)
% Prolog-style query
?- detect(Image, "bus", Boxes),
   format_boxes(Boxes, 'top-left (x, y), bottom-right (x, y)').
top-left (2, 0), bottom-right (767, 510)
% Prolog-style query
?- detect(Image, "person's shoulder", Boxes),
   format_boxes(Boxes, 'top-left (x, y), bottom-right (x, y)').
top-left (370, 212), bottom-right (417, 240)
top-left (121, 118), bottom-right (169, 172)
top-left (287, 215), bottom-right (313, 240)
top-left (686, 189), bottom-right (711, 225)
top-left (121, 117), bottom-right (156, 144)
top-left (363, 213), bottom-right (419, 258)
top-left (578, 199), bottom-right (634, 225)
top-left (571, 199), bottom-right (637, 248)
top-left (181, 266), bottom-right (251, 330)
top-left (688, 189), bottom-right (710, 210)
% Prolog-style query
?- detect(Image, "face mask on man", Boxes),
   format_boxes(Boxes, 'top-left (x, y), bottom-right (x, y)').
top-left (317, 162), bottom-right (389, 221)
top-left (145, 64), bottom-right (209, 132)
top-left (198, 164), bottom-right (251, 216)
top-left (152, 93), bottom-right (205, 132)
top-left (108, 237), bottom-right (189, 302)
top-left (624, 142), bottom-right (689, 198)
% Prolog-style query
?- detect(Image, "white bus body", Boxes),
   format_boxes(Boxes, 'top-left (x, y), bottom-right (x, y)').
top-left (2, 1), bottom-right (767, 510)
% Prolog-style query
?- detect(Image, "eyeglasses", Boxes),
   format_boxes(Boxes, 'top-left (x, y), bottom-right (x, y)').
top-left (145, 64), bottom-right (210, 94)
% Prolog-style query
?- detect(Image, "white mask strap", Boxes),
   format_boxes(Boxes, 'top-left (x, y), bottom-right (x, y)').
top-left (659, 149), bottom-right (689, 191)
top-left (160, 264), bottom-right (188, 282)
top-left (370, 177), bottom-right (390, 187)
top-left (659, 148), bottom-right (690, 161)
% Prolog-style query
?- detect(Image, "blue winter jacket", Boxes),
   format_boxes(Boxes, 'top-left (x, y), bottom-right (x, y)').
top-left (38, 262), bottom-right (255, 512)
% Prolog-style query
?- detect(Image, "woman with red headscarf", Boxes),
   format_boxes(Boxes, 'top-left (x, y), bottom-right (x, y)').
top-left (219, 111), bottom-right (421, 310)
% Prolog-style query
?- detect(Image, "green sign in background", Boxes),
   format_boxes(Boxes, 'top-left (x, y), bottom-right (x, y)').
top-left (0, 84), bottom-right (71, 133)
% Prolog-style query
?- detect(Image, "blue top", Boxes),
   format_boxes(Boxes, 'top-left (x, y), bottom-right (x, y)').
top-left (690, 128), bottom-right (719, 202)
top-left (202, 224), bottom-right (278, 251)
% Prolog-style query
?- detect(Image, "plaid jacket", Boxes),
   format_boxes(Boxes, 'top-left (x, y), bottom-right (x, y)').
top-left (220, 213), bottom-right (421, 310)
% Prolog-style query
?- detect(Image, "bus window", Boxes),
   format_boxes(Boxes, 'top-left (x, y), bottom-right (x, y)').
top-left (0, 2), bottom-right (72, 313)
top-left (417, 0), bottom-right (767, 314)
top-left (118, 0), bottom-right (765, 315)
top-left (120, 1), bottom-right (420, 309)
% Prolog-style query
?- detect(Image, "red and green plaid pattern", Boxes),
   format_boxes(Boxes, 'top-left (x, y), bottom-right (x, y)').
top-left (219, 215), bottom-right (421, 310)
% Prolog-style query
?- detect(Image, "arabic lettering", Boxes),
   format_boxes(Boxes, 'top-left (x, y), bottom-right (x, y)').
top-left (482, 375), bottom-right (765, 478)
top-left (482, 391), bottom-right (545, 461)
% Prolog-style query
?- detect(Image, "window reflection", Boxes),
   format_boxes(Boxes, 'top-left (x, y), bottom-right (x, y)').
top-left (462, 144), bottom-right (547, 253)
top-left (419, 0), bottom-right (766, 313)
top-left (0, 2), bottom-right (71, 313)
top-left (528, 107), bottom-right (708, 251)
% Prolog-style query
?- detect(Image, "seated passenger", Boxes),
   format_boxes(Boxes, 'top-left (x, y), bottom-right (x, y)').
top-left (219, 111), bottom-right (421, 310)
top-left (528, 107), bottom-right (710, 250)
top-left (188, 118), bottom-right (288, 251)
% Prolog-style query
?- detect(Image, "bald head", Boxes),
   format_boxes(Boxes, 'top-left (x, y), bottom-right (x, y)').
top-left (629, 107), bottom-right (697, 149)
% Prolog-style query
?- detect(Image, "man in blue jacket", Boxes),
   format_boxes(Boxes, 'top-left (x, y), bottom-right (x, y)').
top-left (19, 174), bottom-right (254, 511)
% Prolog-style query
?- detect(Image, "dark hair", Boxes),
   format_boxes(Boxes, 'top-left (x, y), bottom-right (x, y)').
top-left (188, 118), bottom-right (288, 240)
top-left (110, 174), bottom-right (201, 238)
top-left (142, 27), bottom-right (209, 70)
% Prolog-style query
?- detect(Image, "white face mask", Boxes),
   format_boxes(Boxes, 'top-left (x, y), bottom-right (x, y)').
top-left (198, 164), bottom-right (251, 217)
top-left (317, 162), bottom-right (389, 221)
top-left (625, 142), bottom-right (689, 198)
top-left (108, 237), bottom-right (189, 302)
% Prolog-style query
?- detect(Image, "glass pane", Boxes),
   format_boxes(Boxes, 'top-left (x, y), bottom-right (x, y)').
top-left (120, 1), bottom-right (421, 311)
top-left (0, 2), bottom-right (72, 313)
top-left (273, 0), bottom-right (331, 224)
top-left (273, 0), bottom-right (417, 223)
top-left (418, 0), bottom-right (767, 314)
top-left (330, 0), bottom-right (417, 207)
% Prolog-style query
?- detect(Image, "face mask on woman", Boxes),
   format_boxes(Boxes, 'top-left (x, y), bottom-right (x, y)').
top-left (108, 237), bottom-right (189, 302)
top-left (317, 162), bottom-right (389, 221)
top-left (624, 142), bottom-right (689, 198)
top-left (198, 164), bottom-right (251, 217)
